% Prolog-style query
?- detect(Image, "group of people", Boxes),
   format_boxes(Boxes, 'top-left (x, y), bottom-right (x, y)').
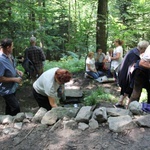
top-left (0, 37), bottom-right (150, 116)
top-left (0, 38), bottom-right (72, 116)
top-left (86, 39), bottom-right (150, 109)
top-left (85, 39), bottom-right (124, 82)
top-left (116, 40), bottom-right (150, 108)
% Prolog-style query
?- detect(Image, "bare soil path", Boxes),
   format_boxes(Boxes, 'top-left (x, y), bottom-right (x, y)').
top-left (0, 72), bottom-right (149, 150)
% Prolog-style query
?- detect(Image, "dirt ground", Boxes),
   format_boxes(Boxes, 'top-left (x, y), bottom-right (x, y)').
top-left (0, 72), bottom-right (150, 150)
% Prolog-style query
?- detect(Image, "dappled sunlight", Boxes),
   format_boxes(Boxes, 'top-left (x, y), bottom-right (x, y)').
top-left (139, 89), bottom-right (147, 103)
top-left (86, 84), bottom-right (97, 90)
top-left (128, 128), bottom-right (145, 142)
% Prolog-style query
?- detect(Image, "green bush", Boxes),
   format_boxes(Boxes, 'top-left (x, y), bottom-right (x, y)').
top-left (16, 56), bottom-right (85, 74)
top-left (44, 56), bottom-right (85, 73)
top-left (83, 87), bottom-right (116, 106)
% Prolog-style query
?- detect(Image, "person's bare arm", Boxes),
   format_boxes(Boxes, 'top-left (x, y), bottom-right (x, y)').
top-left (111, 53), bottom-right (120, 60)
top-left (139, 59), bottom-right (150, 69)
top-left (0, 76), bottom-right (22, 83)
top-left (87, 64), bottom-right (96, 72)
top-left (48, 96), bottom-right (58, 108)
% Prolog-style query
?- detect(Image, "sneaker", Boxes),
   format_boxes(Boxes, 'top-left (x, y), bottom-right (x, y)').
top-left (96, 76), bottom-right (108, 83)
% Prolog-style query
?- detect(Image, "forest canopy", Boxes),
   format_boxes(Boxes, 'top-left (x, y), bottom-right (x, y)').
top-left (0, 0), bottom-right (149, 60)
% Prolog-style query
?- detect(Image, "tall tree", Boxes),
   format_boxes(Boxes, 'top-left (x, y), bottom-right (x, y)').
top-left (96, 0), bottom-right (108, 53)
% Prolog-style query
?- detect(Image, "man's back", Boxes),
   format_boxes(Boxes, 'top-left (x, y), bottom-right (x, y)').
top-left (26, 46), bottom-right (45, 68)
top-left (24, 36), bottom-right (46, 82)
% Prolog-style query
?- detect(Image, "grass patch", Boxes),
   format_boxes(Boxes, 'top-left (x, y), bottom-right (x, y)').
top-left (83, 87), bottom-right (116, 106)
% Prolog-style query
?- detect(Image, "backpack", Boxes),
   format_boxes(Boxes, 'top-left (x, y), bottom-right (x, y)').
top-left (22, 48), bottom-right (36, 74)
top-left (22, 57), bottom-right (35, 73)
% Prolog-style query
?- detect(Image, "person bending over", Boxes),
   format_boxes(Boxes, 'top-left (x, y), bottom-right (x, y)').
top-left (32, 67), bottom-right (72, 110)
top-left (128, 45), bottom-right (150, 107)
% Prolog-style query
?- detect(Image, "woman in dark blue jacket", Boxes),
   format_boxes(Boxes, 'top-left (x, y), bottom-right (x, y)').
top-left (115, 40), bottom-right (149, 108)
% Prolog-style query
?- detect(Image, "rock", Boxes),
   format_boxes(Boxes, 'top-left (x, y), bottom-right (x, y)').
top-left (41, 111), bottom-right (58, 125)
top-left (89, 118), bottom-right (99, 129)
top-left (65, 86), bottom-right (83, 97)
top-left (75, 106), bottom-right (92, 123)
top-left (14, 122), bottom-right (23, 130)
top-left (25, 112), bottom-right (34, 119)
top-left (1, 115), bottom-right (13, 124)
top-left (135, 114), bottom-right (150, 127)
top-left (93, 107), bottom-right (107, 123)
top-left (63, 119), bottom-right (77, 129)
top-left (41, 107), bottom-right (78, 125)
top-left (78, 122), bottom-right (89, 130)
top-left (32, 107), bottom-right (47, 123)
top-left (108, 115), bottom-right (137, 132)
top-left (106, 108), bottom-right (132, 117)
top-left (14, 112), bottom-right (25, 122)
top-left (128, 101), bottom-right (143, 115)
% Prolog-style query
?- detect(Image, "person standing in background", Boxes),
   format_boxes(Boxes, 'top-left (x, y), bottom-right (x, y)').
top-left (24, 36), bottom-right (46, 83)
top-left (0, 38), bottom-right (23, 116)
top-left (111, 39), bottom-right (123, 84)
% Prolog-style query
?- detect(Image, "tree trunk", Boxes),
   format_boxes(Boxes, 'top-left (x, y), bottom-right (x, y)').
top-left (96, 0), bottom-right (108, 53)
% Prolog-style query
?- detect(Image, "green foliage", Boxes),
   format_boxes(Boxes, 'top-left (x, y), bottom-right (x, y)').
top-left (139, 89), bottom-right (147, 103)
top-left (83, 87), bottom-right (116, 106)
top-left (108, 0), bottom-right (150, 49)
top-left (0, 0), bottom-right (150, 58)
top-left (16, 64), bottom-right (24, 72)
top-left (44, 56), bottom-right (85, 73)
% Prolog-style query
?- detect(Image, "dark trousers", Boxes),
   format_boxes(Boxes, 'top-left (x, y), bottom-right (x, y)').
top-left (130, 69), bottom-right (150, 103)
top-left (3, 93), bottom-right (20, 116)
top-left (30, 67), bottom-right (43, 83)
top-left (95, 62), bottom-right (104, 71)
top-left (33, 88), bottom-right (52, 111)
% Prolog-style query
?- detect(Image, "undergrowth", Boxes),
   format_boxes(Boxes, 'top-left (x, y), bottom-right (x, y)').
top-left (44, 56), bottom-right (85, 73)
top-left (83, 87), bottom-right (116, 106)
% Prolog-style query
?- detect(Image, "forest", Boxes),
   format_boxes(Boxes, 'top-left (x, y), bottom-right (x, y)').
top-left (0, 0), bottom-right (150, 60)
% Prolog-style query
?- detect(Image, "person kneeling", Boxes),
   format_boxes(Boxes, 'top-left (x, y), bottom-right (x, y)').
top-left (86, 52), bottom-right (106, 82)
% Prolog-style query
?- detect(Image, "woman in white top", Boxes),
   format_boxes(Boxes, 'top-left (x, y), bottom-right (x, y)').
top-left (111, 39), bottom-right (123, 81)
top-left (86, 52), bottom-right (105, 79)
top-left (33, 68), bottom-right (72, 110)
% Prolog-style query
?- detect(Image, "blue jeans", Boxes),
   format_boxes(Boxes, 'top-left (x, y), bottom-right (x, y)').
top-left (86, 71), bottom-right (105, 79)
